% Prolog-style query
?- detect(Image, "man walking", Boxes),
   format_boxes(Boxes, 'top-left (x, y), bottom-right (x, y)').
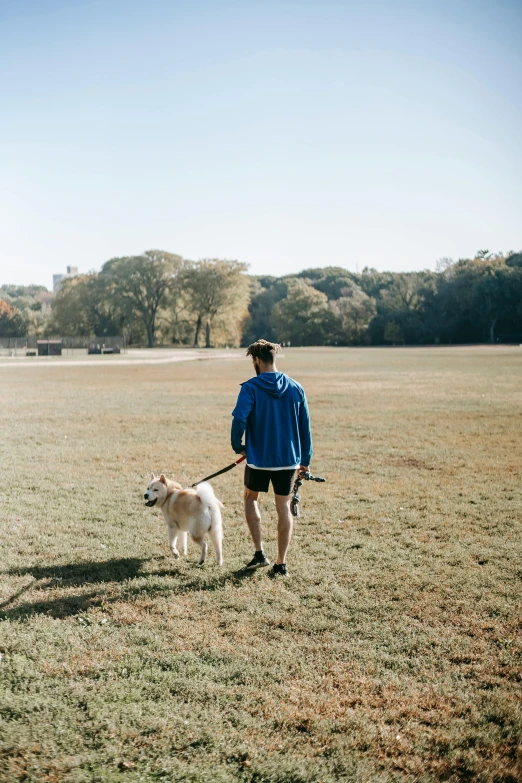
top-left (231, 339), bottom-right (313, 576)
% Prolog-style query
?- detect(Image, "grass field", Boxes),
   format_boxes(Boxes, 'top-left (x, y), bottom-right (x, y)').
top-left (0, 347), bottom-right (520, 783)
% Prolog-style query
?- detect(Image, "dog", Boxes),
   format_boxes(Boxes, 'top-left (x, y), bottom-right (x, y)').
top-left (144, 474), bottom-right (223, 565)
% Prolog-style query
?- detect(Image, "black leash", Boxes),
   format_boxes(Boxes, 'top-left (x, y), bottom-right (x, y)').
top-left (290, 471), bottom-right (326, 517)
top-left (191, 455), bottom-right (246, 487)
top-left (190, 458), bottom-right (325, 517)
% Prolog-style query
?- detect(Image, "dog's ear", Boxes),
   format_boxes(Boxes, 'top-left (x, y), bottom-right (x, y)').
top-left (159, 474), bottom-right (167, 484)
top-left (150, 473), bottom-right (156, 481)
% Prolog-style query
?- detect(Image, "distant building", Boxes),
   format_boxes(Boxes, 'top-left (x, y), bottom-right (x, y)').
top-left (53, 266), bottom-right (79, 293)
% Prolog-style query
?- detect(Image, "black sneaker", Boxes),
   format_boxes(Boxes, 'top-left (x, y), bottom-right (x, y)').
top-left (271, 563), bottom-right (288, 577)
top-left (244, 551), bottom-right (270, 570)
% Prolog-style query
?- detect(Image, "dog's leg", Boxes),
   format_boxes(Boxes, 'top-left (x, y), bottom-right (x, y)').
top-left (167, 523), bottom-right (181, 557)
top-left (179, 531), bottom-right (188, 556)
top-left (208, 524), bottom-right (223, 566)
top-left (208, 503), bottom-right (224, 566)
top-left (193, 536), bottom-right (207, 565)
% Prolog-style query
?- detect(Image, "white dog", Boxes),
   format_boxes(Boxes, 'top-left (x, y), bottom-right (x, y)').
top-left (144, 474), bottom-right (223, 565)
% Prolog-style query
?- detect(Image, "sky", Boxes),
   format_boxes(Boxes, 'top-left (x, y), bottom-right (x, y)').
top-left (1, 0), bottom-right (521, 289)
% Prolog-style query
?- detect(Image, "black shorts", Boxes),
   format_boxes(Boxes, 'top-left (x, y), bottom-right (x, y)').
top-left (244, 465), bottom-right (296, 496)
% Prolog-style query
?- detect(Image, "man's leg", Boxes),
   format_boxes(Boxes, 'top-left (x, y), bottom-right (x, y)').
top-left (244, 486), bottom-right (263, 551)
top-left (274, 493), bottom-right (293, 564)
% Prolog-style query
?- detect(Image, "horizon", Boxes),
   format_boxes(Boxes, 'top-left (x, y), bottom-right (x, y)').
top-left (2, 0), bottom-right (521, 288)
top-left (3, 249), bottom-right (518, 294)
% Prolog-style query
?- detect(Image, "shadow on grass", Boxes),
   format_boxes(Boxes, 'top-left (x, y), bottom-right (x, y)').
top-left (3, 557), bottom-right (150, 588)
top-left (0, 558), bottom-right (256, 621)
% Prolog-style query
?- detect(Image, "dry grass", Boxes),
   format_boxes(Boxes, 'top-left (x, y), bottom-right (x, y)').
top-left (0, 346), bottom-right (521, 782)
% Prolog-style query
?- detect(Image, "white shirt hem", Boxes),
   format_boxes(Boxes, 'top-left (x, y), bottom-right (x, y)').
top-left (247, 464), bottom-right (299, 471)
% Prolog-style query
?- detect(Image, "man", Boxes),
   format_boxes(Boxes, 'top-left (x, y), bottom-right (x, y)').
top-left (231, 339), bottom-right (313, 576)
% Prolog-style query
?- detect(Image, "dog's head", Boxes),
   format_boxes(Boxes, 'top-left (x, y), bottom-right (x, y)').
top-left (144, 473), bottom-right (168, 507)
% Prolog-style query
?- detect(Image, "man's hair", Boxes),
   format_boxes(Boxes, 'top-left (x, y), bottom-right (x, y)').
top-left (246, 339), bottom-right (281, 364)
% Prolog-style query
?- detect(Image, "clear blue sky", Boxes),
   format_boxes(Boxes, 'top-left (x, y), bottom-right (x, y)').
top-left (1, 0), bottom-right (521, 289)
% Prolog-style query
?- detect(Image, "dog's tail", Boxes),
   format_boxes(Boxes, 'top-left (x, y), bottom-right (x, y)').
top-left (196, 481), bottom-right (224, 509)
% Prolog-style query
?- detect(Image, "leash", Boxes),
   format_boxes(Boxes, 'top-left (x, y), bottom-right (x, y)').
top-left (191, 455), bottom-right (246, 487)
top-left (290, 470), bottom-right (326, 517)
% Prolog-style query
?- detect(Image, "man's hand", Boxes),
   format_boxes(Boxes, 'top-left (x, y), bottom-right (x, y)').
top-left (299, 465), bottom-right (309, 475)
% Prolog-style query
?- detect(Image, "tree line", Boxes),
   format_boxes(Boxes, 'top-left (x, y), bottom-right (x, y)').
top-left (0, 253), bottom-right (249, 348)
top-left (1, 249), bottom-right (521, 346)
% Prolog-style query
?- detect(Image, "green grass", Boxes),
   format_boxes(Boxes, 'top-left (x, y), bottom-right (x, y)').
top-left (0, 347), bottom-right (521, 783)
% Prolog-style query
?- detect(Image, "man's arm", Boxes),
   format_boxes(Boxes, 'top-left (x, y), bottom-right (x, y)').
top-left (231, 418), bottom-right (246, 454)
top-left (298, 392), bottom-right (313, 469)
top-left (231, 384), bottom-right (255, 455)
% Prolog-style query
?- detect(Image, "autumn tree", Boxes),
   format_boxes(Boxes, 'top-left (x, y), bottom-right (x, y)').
top-left (0, 285), bottom-right (52, 337)
top-left (180, 260), bottom-right (249, 347)
top-left (0, 300), bottom-right (26, 337)
top-left (100, 250), bottom-right (182, 347)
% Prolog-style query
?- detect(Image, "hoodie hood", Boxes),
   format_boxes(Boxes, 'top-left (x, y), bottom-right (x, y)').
top-left (245, 371), bottom-right (289, 398)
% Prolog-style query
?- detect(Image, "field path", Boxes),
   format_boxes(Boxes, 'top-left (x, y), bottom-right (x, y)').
top-left (0, 347), bottom-right (243, 368)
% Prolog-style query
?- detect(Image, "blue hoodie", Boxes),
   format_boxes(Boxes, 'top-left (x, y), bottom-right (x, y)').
top-left (231, 372), bottom-right (313, 469)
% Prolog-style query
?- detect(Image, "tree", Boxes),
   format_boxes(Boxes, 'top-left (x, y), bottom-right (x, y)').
top-left (100, 250), bottom-right (182, 347)
top-left (432, 254), bottom-right (522, 344)
top-left (331, 283), bottom-right (377, 344)
top-left (371, 272), bottom-right (441, 345)
top-left (470, 264), bottom-right (514, 344)
top-left (0, 285), bottom-right (53, 338)
top-left (271, 280), bottom-right (339, 346)
top-left (51, 276), bottom-right (92, 335)
top-left (50, 274), bottom-right (127, 337)
top-left (383, 322), bottom-right (404, 345)
top-left (358, 268), bottom-right (396, 299)
top-left (416, 273), bottom-right (445, 343)
top-left (294, 267), bottom-right (359, 300)
top-left (242, 277), bottom-right (288, 346)
top-left (506, 252), bottom-right (522, 269)
top-left (379, 273), bottom-right (424, 313)
top-left (51, 275), bottom-right (98, 335)
top-left (0, 300), bottom-right (26, 337)
top-left (435, 257), bottom-right (455, 274)
top-left (180, 260), bottom-right (249, 348)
